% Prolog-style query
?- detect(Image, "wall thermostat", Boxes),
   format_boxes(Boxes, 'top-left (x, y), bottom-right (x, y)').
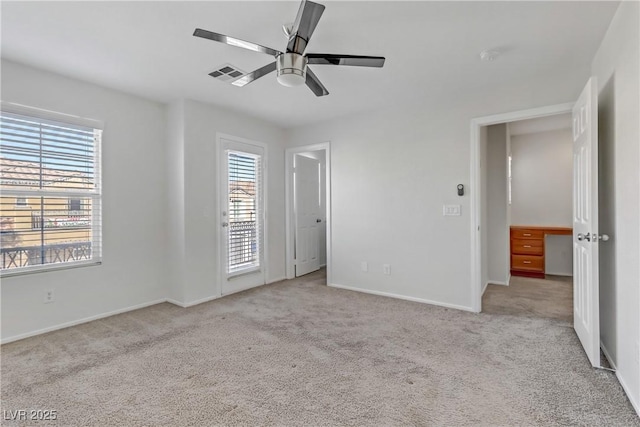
top-left (457, 184), bottom-right (464, 196)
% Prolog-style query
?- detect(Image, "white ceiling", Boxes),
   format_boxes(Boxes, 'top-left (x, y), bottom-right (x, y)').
top-left (1, 1), bottom-right (618, 128)
top-left (509, 113), bottom-right (572, 136)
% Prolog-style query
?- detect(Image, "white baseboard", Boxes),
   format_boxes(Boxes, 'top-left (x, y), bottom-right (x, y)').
top-left (488, 280), bottom-right (509, 286)
top-left (328, 283), bottom-right (474, 313)
top-left (616, 369), bottom-right (640, 417)
top-left (600, 342), bottom-right (639, 417)
top-left (482, 281), bottom-right (489, 295)
top-left (165, 298), bottom-right (185, 307)
top-left (600, 341), bottom-right (617, 370)
top-left (545, 271), bottom-right (573, 277)
top-left (170, 277), bottom-right (286, 309)
top-left (167, 294), bottom-right (220, 308)
top-left (483, 279), bottom-right (508, 296)
top-left (1, 298), bottom-right (167, 345)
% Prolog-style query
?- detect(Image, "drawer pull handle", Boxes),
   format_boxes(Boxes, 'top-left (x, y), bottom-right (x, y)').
top-left (523, 233), bottom-right (532, 236)
top-left (523, 261), bottom-right (532, 264)
top-left (523, 245), bottom-right (532, 248)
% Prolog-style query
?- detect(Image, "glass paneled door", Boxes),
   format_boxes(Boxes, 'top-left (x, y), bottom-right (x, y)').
top-left (219, 137), bottom-right (266, 295)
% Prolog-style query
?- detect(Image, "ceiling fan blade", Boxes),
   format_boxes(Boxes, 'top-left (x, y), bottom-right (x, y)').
top-left (193, 28), bottom-right (282, 57)
top-left (286, 0), bottom-right (325, 54)
top-left (306, 54), bottom-right (386, 67)
top-left (305, 68), bottom-right (329, 97)
top-left (230, 62), bottom-right (277, 87)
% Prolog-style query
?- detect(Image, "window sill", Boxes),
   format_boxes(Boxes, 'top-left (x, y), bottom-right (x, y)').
top-left (227, 266), bottom-right (261, 280)
top-left (0, 259), bottom-right (102, 278)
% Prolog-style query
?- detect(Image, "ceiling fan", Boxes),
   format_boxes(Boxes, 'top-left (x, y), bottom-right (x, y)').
top-left (193, 0), bottom-right (385, 96)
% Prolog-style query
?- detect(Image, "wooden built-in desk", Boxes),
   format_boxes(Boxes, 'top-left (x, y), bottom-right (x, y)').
top-left (510, 226), bottom-right (573, 278)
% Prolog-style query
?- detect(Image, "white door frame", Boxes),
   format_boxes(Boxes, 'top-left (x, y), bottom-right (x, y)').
top-left (285, 142), bottom-right (332, 283)
top-left (469, 103), bottom-right (573, 312)
top-left (217, 132), bottom-right (269, 296)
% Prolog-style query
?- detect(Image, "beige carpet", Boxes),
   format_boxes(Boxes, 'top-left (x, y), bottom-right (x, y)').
top-left (1, 270), bottom-right (638, 426)
top-left (483, 275), bottom-right (573, 323)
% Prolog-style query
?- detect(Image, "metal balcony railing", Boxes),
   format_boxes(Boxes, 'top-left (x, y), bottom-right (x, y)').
top-left (229, 220), bottom-right (257, 269)
top-left (1, 241), bottom-right (92, 270)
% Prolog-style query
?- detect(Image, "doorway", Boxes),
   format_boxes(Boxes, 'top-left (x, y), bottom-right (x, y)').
top-left (470, 102), bottom-right (575, 312)
top-left (471, 82), bottom-right (605, 368)
top-left (471, 103), bottom-right (573, 312)
top-left (480, 114), bottom-right (575, 323)
top-left (218, 135), bottom-right (267, 296)
top-left (285, 143), bottom-right (331, 282)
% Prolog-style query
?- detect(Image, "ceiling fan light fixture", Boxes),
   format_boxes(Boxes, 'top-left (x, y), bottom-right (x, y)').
top-left (277, 72), bottom-right (306, 87)
top-left (193, 0), bottom-right (385, 96)
top-left (276, 52), bottom-right (307, 87)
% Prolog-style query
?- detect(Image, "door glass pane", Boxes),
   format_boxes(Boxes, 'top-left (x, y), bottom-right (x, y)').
top-left (227, 151), bottom-right (260, 273)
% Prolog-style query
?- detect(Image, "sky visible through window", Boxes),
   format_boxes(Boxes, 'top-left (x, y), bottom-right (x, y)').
top-left (0, 113), bottom-right (96, 186)
top-left (228, 152), bottom-right (256, 183)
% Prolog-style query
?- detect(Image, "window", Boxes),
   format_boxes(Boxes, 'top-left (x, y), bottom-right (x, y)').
top-left (227, 151), bottom-right (261, 274)
top-left (0, 110), bottom-right (102, 274)
top-left (508, 154), bottom-right (513, 205)
top-left (68, 198), bottom-right (83, 212)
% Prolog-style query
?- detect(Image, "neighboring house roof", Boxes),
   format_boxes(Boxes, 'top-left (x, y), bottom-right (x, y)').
top-left (0, 157), bottom-right (88, 187)
top-left (229, 181), bottom-right (255, 197)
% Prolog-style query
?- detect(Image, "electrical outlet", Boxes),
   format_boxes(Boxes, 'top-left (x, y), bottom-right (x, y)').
top-left (361, 261), bottom-right (368, 272)
top-left (383, 264), bottom-right (391, 275)
top-left (44, 289), bottom-right (54, 304)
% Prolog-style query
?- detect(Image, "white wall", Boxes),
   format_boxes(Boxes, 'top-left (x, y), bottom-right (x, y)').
top-left (1, 60), bottom-right (169, 341)
top-left (166, 100), bottom-right (186, 303)
top-left (285, 69), bottom-right (586, 310)
top-left (511, 128), bottom-right (573, 276)
top-left (166, 99), bottom-right (286, 305)
top-left (0, 61), bottom-right (288, 339)
top-left (486, 124), bottom-right (508, 284)
top-left (511, 128), bottom-right (573, 226)
top-left (592, 0), bottom-right (640, 413)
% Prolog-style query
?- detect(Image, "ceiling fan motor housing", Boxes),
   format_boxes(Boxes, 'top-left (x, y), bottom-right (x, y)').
top-left (276, 53), bottom-right (307, 87)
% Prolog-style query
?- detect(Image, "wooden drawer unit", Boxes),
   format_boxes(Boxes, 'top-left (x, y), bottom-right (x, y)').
top-left (510, 226), bottom-right (571, 279)
top-left (511, 254), bottom-right (544, 272)
top-left (511, 228), bottom-right (544, 240)
top-left (511, 239), bottom-right (544, 256)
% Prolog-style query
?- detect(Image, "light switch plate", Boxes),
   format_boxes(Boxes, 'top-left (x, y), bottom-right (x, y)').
top-left (443, 205), bottom-right (461, 216)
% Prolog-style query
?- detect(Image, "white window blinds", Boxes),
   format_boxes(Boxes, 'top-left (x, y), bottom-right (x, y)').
top-left (0, 111), bottom-right (102, 274)
top-left (227, 151), bottom-right (262, 274)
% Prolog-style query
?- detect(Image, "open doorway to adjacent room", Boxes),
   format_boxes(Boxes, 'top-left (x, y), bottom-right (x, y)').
top-left (285, 143), bottom-right (331, 283)
top-left (478, 113), bottom-right (575, 323)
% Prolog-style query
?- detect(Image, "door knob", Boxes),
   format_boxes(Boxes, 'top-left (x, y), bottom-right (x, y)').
top-left (222, 222), bottom-right (229, 227)
top-left (316, 219), bottom-right (322, 223)
top-left (597, 234), bottom-right (610, 241)
top-left (577, 233), bottom-right (591, 242)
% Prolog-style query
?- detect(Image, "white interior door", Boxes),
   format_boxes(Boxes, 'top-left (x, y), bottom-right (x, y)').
top-left (572, 77), bottom-right (600, 367)
top-left (219, 138), bottom-right (265, 295)
top-left (294, 154), bottom-right (321, 277)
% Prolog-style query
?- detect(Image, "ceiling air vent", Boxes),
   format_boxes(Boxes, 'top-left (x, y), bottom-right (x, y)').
top-left (209, 64), bottom-right (246, 83)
